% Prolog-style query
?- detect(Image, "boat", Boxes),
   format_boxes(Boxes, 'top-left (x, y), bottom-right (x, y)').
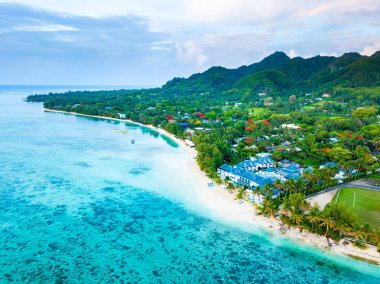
top-left (122, 131), bottom-right (128, 134)
top-left (131, 139), bottom-right (135, 144)
top-left (114, 129), bottom-right (121, 133)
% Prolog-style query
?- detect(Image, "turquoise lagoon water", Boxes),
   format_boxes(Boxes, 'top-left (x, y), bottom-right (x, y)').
top-left (0, 87), bottom-right (379, 283)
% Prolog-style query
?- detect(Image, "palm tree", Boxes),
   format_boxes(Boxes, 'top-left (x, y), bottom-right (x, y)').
top-left (266, 205), bottom-right (278, 219)
top-left (299, 199), bottom-right (311, 214)
top-left (273, 179), bottom-right (282, 191)
top-left (349, 223), bottom-right (364, 242)
top-left (335, 222), bottom-right (349, 239)
top-left (281, 198), bottom-right (291, 217)
top-left (307, 206), bottom-right (321, 232)
top-left (290, 212), bottom-right (303, 227)
top-left (319, 217), bottom-right (337, 237)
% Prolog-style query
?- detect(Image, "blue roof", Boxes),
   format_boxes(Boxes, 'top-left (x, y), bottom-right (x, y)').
top-left (240, 171), bottom-right (260, 182)
top-left (255, 157), bottom-right (274, 164)
top-left (278, 166), bottom-right (301, 180)
top-left (320, 162), bottom-right (337, 168)
top-left (283, 164), bottom-right (300, 172)
top-left (303, 167), bottom-right (313, 174)
top-left (179, 122), bottom-right (190, 127)
top-left (219, 164), bottom-right (234, 173)
top-left (236, 160), bottom-right (255, 168)
top-left (284, 173), bottom-right (301, 180)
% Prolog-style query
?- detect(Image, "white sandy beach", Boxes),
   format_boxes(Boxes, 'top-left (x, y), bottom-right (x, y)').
top-left (44, 109), bottom-right (380, 265)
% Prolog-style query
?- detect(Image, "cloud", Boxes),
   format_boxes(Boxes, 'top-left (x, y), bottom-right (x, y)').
top-left (287, 49), bottom-right (298, 58)
top-left (13, 24), bottom-right (79, 32)
top-left (0, 4), bottom-right (172, 85)
top-left (176, 41), bottom-right (208, 67)
top-left (0, 1), bottom-right (379, 85)
top-left (361, 41), bottom-right (380, 56)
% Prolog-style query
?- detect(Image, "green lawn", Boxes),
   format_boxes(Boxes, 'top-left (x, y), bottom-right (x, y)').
top-left (249, 107), bottom-right (268, 118)
top-left (333, 187), bottom-right (380, 229)
top-left (368, 173), bottom-right (380, 181)
top-left (303, 105), bottom-right (315, 110)
top-left (312, 100), bottom-right (340, 106)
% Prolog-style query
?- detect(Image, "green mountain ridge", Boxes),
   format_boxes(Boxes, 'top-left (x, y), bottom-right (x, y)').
top-left (162, 50), bottom-right (380, 97)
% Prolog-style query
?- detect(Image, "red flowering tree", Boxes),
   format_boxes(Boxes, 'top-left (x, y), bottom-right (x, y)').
top-left (245, 125), bottom-right (255, 132)
top-left (244, 137), bottom-right (254, 144)
top-left (263, 119), bottom-right (271, 126)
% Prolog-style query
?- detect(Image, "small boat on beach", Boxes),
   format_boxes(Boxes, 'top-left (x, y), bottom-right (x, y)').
top-left (114, 129), bottom-right (121, 133)
top-left (122, 131), bottom-right (128, 134)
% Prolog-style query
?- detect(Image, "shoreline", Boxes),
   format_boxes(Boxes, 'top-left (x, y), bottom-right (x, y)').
top-left (43, 108), bottom-right (380, 265)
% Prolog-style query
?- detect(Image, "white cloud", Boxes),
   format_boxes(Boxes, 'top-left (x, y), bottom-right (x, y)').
top-left (175, 41), bottom-right (208, 67)
top-left (1, 1), bottom-right (379, 84)
top-left (13, 24), bottom-right (78, 32)
top-left (319, 52), bottom-right (338, 57)
top-left (361, 41), bottom-right (380, 56)
top-left (287, 49), bottom-right (298, 58)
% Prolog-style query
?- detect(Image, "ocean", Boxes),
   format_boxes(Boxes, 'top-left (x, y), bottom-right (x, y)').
top-left (0, 86), bottom-right (379, 283)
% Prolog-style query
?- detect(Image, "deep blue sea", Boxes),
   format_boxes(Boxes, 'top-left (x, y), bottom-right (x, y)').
top-left (0, 86), bottom-right (379, 283)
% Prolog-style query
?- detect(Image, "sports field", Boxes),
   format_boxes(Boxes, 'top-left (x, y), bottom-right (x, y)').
top-left (368, 173), bottom-right (380, 181)
top-left (333, 187), bottom-right (380, 229)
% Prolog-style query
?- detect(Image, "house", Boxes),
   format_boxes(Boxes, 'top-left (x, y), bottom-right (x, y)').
top-left (322, 93), bottom-right (331, 98)
top-left (117, 113), bottom-right (126, 119)
top-left (278, 164), bottom-right (301, 180)
top-left (184, 139), bottom-right (195, 147)
top-left (217, 164), bottom-right (238, 181)
top-left (281, 141), bottom-right (292, 147)
top-left (264, 145), bottom-right (276, 152)
top-left (256, 152), bottom-right (271, 158)
top-left (256, 169), bottom-right (286, 183)
top-left (301, 167), bottom-right (313, 175)
top-left (244, 145), bottom-right (258, 150)
top-left (235, 154), bottom-right (275, 172)
top-left (329, 137), bottom-right (339, 143)
top-left (179, 122), bottom-right (190, 128)
top-left (285, 146), bottom-right (302, 153)
top-left (264, 101), bottom-right (273, 106)
top-left (281, 124), bottom-right (301, 130)
top-left (254, 156), bottom-right (275, 170)
top-left (217, 163), bottom-right (276, 189)
top-left (320, 162), bottom-right (338, 169)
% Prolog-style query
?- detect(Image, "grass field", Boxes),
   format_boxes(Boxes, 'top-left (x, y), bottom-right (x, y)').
top-left (249, 107), bottom-right (268, 118)
top-left (303, 105), bottom-right (315, 110)
top-left (368, 173), bottom-right (380, 181)
top-left (333, 187), bottom-right (380, 229)
top-left (312, 100), bottom-right (340, 106)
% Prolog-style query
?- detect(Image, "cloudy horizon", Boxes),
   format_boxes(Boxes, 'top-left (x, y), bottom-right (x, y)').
top-left (0, 1), bottom-right (379, 86)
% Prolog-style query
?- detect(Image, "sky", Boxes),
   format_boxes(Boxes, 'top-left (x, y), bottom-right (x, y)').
top-left (0, 0), bottom-right (379, 86)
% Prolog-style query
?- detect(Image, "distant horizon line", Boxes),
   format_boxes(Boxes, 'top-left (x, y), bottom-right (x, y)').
top-left (0, 84), bottom-right (157, 87)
